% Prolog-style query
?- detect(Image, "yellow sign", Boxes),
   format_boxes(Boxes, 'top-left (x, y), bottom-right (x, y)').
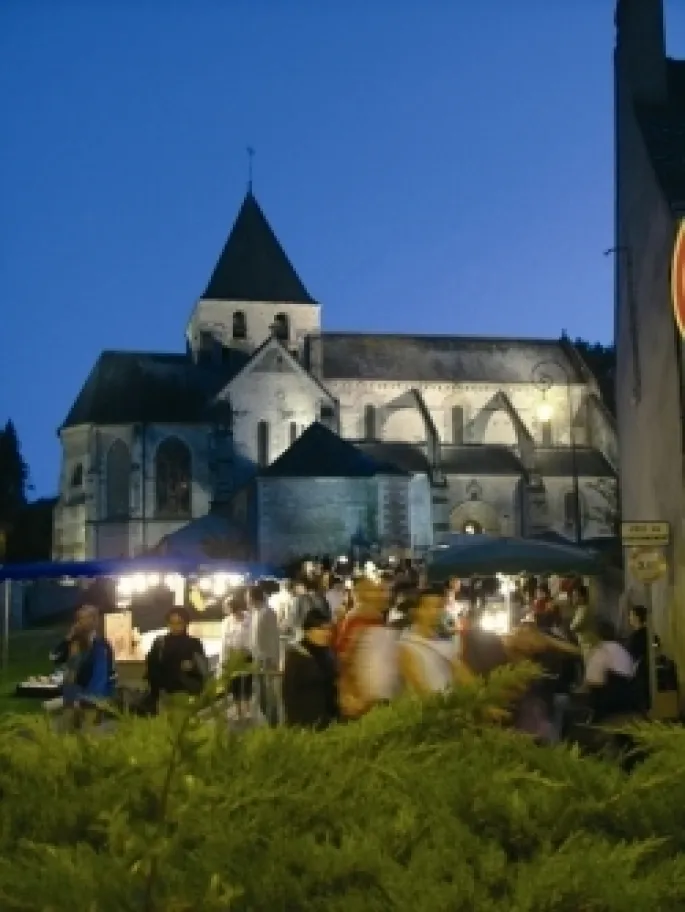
top-left (628, 548), bottom-right (667, 584)
top-left (673, 220), bottom-right (685, 337)
top-left (621, 521), bottom-right (670, 548)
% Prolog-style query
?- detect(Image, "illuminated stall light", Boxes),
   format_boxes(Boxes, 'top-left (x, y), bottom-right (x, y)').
top-left (496, 573), bottom-right (516, 595)
top-left (481, 610), bottom-right (510, 636)
top-left (132, 573), bottom-right (147, 594)
top-left (117, 576), bottom-right (135, 598)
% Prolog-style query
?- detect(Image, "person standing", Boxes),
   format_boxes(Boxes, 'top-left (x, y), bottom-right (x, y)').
top-left (282, 607), bottom-right (338, 729)
top-left (251, 583), bottom-right (281, 727)
top-left (145, 607), bottom-right (209, 712)
top-left (398, 589), bottom-right (473, 695)
top-left (325, 576), bottom-right (346, 620)
top-left (223, 590), bottom-right (254, 721)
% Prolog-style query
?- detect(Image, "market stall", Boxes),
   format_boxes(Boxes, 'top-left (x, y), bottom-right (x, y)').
top-left (426, 536), bottom-right (601, 636)
top-left (0, 557), bottom-right (274, 696)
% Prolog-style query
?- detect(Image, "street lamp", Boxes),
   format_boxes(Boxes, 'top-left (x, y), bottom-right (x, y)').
top-left (532, 359), bottom-right (582, 545)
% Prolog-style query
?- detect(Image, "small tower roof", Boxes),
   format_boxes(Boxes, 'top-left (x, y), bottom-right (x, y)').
top-left (202, 191), bottom-right (316, 304)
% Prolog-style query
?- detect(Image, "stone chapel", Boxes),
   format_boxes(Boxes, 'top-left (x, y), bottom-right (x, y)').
top-left (53, 189), bottom-right (618, 563)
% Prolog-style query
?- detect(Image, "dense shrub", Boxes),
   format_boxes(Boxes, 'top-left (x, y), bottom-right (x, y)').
top-left (1, 668), bottom-right (685, 910)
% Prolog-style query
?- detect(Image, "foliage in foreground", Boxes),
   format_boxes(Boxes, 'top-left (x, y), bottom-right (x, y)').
top-left (0, 668), bottom-right (685, 911)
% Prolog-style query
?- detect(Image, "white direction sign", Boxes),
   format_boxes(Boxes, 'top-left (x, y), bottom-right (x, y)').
top-left (621, 521), bottom-right (671, 548)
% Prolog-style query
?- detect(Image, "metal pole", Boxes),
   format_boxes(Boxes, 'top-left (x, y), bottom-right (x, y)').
top-left (566, 375), bottom-right (582, 544)
top-left (2, 581), bottom-right (10, 671)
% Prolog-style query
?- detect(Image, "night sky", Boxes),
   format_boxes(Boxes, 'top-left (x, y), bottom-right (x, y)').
top-left (3, 1), bottom-right (685, 496)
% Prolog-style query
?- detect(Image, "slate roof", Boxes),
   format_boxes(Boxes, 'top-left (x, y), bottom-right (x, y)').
top-left (440, 445), bottom-right (525, 476)
top-left (202, 191), bottom-right (317, 304)
top-left (260, 422), bottom-right (406, 479)
top-left (636, 58), bottom-right (685, 215)
top-left (355, 442), bottom-right (431, 474)
top-left (533, 448), bottom-right (616, 478)
top-left (61, 350), bottom-right (248, 429)
top-left (320, 334), bottom-right (586, 383)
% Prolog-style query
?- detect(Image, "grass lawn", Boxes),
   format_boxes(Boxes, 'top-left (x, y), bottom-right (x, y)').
top-left (0, 627), bottom-right (65, 715)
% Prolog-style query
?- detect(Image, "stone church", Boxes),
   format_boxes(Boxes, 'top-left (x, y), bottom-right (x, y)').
top-left (53, 188), bottom-right (618, 564)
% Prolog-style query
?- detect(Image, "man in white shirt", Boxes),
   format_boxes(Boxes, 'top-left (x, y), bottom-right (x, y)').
top-left (585, 635), bottom-right (634, 686)
top-left (583, 620), bottom-right (638, 720)
top-left (251, 583), bottom-right (281, 726)
top-left (325, 577), bottom-right (346, 619)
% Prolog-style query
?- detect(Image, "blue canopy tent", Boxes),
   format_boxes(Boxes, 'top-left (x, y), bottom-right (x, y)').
top-left (0, 556), bottom-right (275, 669)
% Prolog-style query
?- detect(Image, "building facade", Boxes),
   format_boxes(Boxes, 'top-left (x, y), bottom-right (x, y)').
top-left (54, 190), bottom-right (618, 562)
top-left (614, 1), bottom-right (685, 659)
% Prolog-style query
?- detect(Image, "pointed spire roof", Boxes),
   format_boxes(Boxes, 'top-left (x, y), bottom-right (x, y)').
top-left (202, 191), bottom-right (316, 304)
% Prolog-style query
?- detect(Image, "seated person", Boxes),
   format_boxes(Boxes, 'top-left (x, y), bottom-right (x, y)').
top-left (583, 620), bottom-right (640, 721)
top-left (61, 604), bottom-right (116, 718)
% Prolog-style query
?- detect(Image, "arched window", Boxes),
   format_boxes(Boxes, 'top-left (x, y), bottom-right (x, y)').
top-left (451, 406), bottom-right (464, 444)
top-left (272, 313), bottom-right (290, 341)
top-left (257, 421), bottom-right (270, 467)
top-left (364, 404), bottom-right (376, 440)
top-left (70, 463), bottom-right (83, 488)
top-left (106, 440), bottom-right (131, 519)
top-left (155, 437), bottom-right (192, 517)
top-left (232, 311), bottom-right (246, 340)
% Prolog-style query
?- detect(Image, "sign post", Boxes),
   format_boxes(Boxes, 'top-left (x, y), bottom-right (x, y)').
top-left (621, 521), bottom-right (670, 718)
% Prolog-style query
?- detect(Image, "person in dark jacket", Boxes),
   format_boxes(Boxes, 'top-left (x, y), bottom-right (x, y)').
top-left (145, 607), bottom-right (209, 711)
top-left (282, 606), bottom-right (338, 730)
top-left (626, 604), bottom-right (650, 710)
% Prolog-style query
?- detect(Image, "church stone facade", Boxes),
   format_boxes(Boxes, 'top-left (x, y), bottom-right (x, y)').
top-left (53, 190), bottom-right (618, 563)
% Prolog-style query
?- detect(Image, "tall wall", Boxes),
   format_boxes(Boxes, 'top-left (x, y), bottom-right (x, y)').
top-left (614, 9), bottom-right (683, 656)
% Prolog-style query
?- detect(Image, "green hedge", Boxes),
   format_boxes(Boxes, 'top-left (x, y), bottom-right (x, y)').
top-left (1, 668), bottom-right (685, 910)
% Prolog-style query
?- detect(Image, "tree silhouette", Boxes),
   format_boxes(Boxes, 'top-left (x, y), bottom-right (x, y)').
top-left (0, 420), bottom-right (29, 522)
top-left (573, 339), bottom-right (616, 416)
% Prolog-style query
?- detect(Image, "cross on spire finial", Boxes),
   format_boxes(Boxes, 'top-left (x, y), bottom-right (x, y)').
top-left (247, 145), bottom-right (255, 192)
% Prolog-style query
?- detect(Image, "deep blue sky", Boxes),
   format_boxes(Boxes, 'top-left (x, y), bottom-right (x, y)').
top-left (2, 2), bottom-right (685, 497)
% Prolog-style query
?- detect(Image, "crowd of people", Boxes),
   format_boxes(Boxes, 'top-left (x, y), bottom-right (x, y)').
top-left (49, 560), bottom-right (666, 743)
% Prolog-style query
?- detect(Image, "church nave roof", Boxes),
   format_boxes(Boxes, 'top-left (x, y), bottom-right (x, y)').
top-left (320, 333), bottom-right (587, 384)
top-left (60, 350), bottom-right (248, 428)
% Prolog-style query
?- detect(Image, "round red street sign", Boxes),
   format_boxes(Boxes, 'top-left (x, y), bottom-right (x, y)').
top-left (673, 220), bottom-right (685, 337)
